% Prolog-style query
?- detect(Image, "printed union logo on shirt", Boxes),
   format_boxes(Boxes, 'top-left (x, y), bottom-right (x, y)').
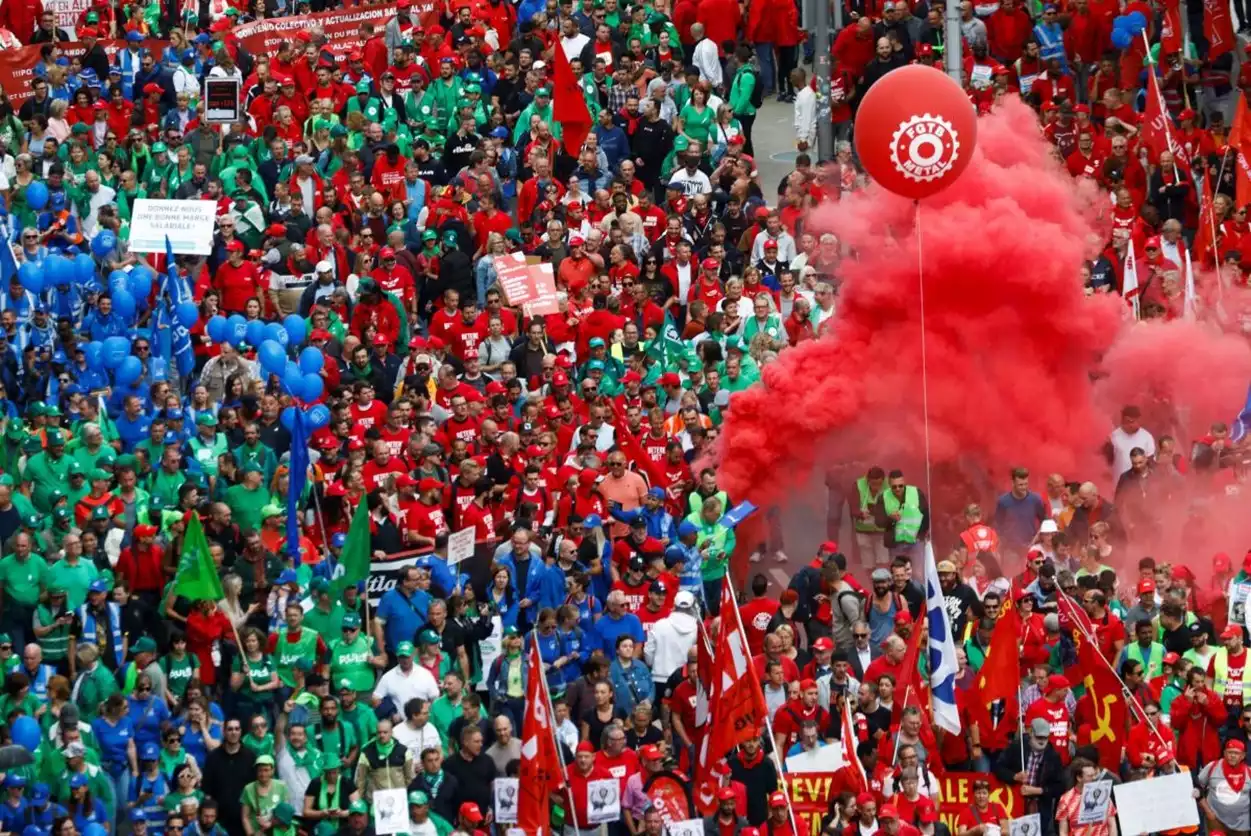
top-left (890, 114), bottom-right (961, 183)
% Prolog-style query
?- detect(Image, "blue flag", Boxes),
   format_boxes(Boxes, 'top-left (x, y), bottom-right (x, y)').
top-left (1232, 383), bottom-right (1251, 443)
top-left (924, 542), bottom-right (962, 734)
top-left (718, 500), bottom-right (758, 529)
top-left (0, 219), bottom-right (17, 286)
top-left (161, 236), bottom-right (196, 378)
top-left (286, 410), bottom-right (310, 562)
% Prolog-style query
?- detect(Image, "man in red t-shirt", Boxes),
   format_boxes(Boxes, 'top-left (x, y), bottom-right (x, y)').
top-left (361, 440), bottom-right (408, 491)
top-left (1024, 674), bottom-right (1074, 764)
top-left (772, 679), bottom-right (830, 752)
top-left (613, 557), bottom-right (651, 614)
top-left (1207, 624), bottom-right (1248, 719)
top-left (348, 381), bottom-right (388, 431)
top-left (739, 574), bottom-right (781, 655)
top-left (214, 240), bottom-right (262, 313)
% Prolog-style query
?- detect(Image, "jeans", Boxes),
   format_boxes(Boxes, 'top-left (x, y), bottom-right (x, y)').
top-left (104, 768), bottom-right (132, 826)
top-left (738, 112), bottom-right (757, 157)
top-left (704, 578), bottom-right (724, 615)
top-left (777, 46), bottom-right (799, 97)
top-left (754, 43), bottom-right (776, 95)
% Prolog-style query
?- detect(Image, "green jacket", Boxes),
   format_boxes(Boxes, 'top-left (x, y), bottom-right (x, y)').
top-left (685, 511), bottom-right (735, 581)
top-left (729, 66), bottom-right (757, 116)
top-left (23, 450), bottom-right (74, 512)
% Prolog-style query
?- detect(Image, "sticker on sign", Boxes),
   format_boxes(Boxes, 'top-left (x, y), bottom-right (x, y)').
top-left (128, 199), bottom-right (219, 256)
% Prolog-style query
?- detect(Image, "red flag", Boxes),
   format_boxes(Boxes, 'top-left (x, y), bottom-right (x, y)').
top-left (1195, 189), bottom-right (1219, 266)
top-left (839, 698), bottom-right (869, 794)
top-left (519, 642), bottom-right (564, 836)
top-left (551, 44), bottom-right (592, 156)
top-left (889, 623), bottom-right (945, 773)
top-left (1141, 69), bottom-right (1180, 164)
top-left (974, 604), bottom-right (1023, 707)
top-left (1229, 93), bottom-right (1251, 208)
top-left (693, 582), bottom-right (769, 814)
top-left (1205, 0), bottom-right (1237, 58)
top-left (1076, 639), bottom-right (1129, 772)
top-left (1160, 0), bottom-right (1183, 57)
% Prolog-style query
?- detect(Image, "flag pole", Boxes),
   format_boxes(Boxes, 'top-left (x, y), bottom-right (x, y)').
top-left (723, 573), bottom-right (801, 836)
top-left (1059, 592), bottom-right (1172, 751)
top-left (537, 651), bottom-right (577, 828)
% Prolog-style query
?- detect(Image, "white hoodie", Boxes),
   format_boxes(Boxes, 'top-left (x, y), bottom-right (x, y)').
top-left (644, 608), bottom-right (700, 683)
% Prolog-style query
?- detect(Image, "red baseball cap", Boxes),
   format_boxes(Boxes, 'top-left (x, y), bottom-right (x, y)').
top-left (1043, 674), bottom-right (1071, 695)
top-left (799, 678), bottom-right (818, 692)
top-left (459, 803), bottom-right (483, 824)
top-left (812, 637), bottom-right (834, 652)
top-left (701, 257), bottom-right (719, 270)
top-left (1221, 625), bottom-right (1243, 640)
top-left (1137, 578), bottom-right (1156, 594)
top-left (640, 744), bottom-right (663, 761)
top-left (394, 474), bottom-right (416, 488)
top-left (768, 792), bottom-right (788, 808)
top-left (226, 240), bottom-right (245, 252)
top-left (552, 372), bottom-right (569, 386)
top-left (576, 741), bottom-right (595, 753)
top-left (1145, 235), bottom-right (1162, 250)
top-left (379, 246), bottom-right (396, 259)
top-left (878, 805), bottom-right (900, 821)
top-left (418, 477), bottom-right (444, 492)
top-left (622, 370), bottom-right (642, 384)
top-left (569, 235), bottom-right (585, 247)
top-left (717, 787), bottom-right (736, 801)
top-left (820, 540), bottom-right (838, 553)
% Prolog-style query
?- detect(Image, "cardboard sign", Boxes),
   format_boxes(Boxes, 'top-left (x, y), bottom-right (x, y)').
top-left (1008, 814), bottom-right (1041, 836)
top-left (1078, 780), bottom-right (1113, 825)
top-left (128, 199), bottom-right (218, 255)
top-left (371, 788), bottom-right (410, 835)
top-left (664, 820), bottom-right (702, 836)
top-left (447, 527), bottom-right (476, 567)
top-left (494, 254), bottom-right (561, 316)
top-left (1113, 772), bottom-right (1199, 836)
top-left (204, 77), bottom-right (242, 124)
top-left (587, 778), bottom-right (621, 824)
top-left (494, 777), bottom-right (519, 824)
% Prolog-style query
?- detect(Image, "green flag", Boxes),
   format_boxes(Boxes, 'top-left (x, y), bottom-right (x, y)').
top-left (174, 513), bottom-right (225, 601)
top-left (332, 498), bottom-right (372, 595)
top-left (644, 312), bottom-right (684, 366)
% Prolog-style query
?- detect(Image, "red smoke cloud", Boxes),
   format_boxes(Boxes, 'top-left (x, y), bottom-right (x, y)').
top-left (716, 98), bottom-right (1251, 568)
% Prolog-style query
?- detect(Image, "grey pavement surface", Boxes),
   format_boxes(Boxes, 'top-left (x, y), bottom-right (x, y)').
top-left (751, 97), bottom-right (804, 201)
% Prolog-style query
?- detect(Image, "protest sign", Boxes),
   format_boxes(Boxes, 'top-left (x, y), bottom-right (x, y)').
top-left (1112, 772), bottom-right (1199, 836)
top-left (587, 779), bottom-right (621, 824)
top-left (0, 39), bottom-right (167, 107)
top-left (1078, 780), bottom-right (1113, 825)
top-left (129, 199), bottom-right (218, 255)
top-left (372, 788), bottom-right (410, 835)
top-left (204, 77), bottom-right (242, 124)
top-left (784, 745), bottom-right (845, 773)
top-left (45, 0), bottom-right (90, 35)
top-left (1008, 814), bottom-right (1041, 836)
top-left (664, 820), bottom-right (703, 836)
top-left (494, 254), bottom-right (561, 316)
top-left (494, 777), bottom-right (519, 824)
top-left (447, 527), bottom-right (476, 567)
top-left (230, 2), bottom-right (438, 61)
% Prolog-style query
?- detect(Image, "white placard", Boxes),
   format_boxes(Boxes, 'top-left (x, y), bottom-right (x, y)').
top-left (494, 777), bottom-right (519, 823)
top-left (1008, 814), bottom-right (1041, 836)
top-left (372, 788), bottom-right (410, 835)
top-left (129, 199), bottom-right (217, 255)
top-left (586, 778), bottom-right (621, 824)
top-left (1077, 779), bottom-right (1113, 825)
top-left (447, 527), bottom-right (476, 566)
top-left (665, 819), bottom-right (704, 836)
top-left (784, 744), bottom-right (845, 773)
top-left (476, 616), bottom-right (504, 693)
top-left (1112, 771), bottom-right (1200, 836)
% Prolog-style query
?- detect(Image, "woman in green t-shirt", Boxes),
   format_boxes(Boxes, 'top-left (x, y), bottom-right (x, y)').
top-left (677, 86), bottom-right (715, 148)
top-left (231, 627), bottom-right (280, 726)
top-left (159, 630), bottom-right (201, 709)
top-left (162, 763), bottom-right (205, 813)
top-left (240, 755), bottom-right (289, 834)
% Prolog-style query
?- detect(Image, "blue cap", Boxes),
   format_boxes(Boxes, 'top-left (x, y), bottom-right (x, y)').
top-left (181, 48), bottom-right (196, 62)
top-left (50, 192), bottom-right (66, 209)
top-left (125, 30), bottom-right (144, 42)
top-left (647, 486), bottom-right (665, 499)
top-left (52, 350), bottom-right (68, 364)
top-left (63, 384), bottom-right (82, 395)
top-left (129, 809), bottom-right (147, 823)
top-left (140, 742), bottom-right (159, 760)
top-left (193, 33), bottom-right (211, 44)
top-left (583, 514), bottom-right (602, 528)
top-left (22, 827), bottom-right (43, 836)
top-left (330, 533), bottom-right (346, 548)
top-left (89, 579), bottom-right (110, 593)
top-left (31, 784), bottom-right (50, 805)
top-left (162, 430), bottom-right (179, 445)
top-left (414, 555), bottom-right (433, 569)
top-left (4, 775), bottom-right (26, 788)
top-left (69, 774), bottom-right (88, 789)
top-left (79, 68), bottom-right (97, 80)
top-left (276, 568), bottom-right (298, 585)
top-left (164, 408), bottom-right (184, 421)
top-left (677, 520), bottom-right (697, 537)
top-left (664, 545), bottom-right (686, 567)
top-left (490, 126), bottom-right (509, 139)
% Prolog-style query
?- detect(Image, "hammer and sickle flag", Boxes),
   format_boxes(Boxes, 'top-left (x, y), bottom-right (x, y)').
top-left (1077, 640), bottom-right (1128, 772)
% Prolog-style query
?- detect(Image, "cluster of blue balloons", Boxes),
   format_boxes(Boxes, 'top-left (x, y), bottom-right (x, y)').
top-left (206, 312), bottom-right (327, 420)
top-left (1111, 11), bottom-right (1147, 50)
top-left (81, 335), bottom-right (145, 384)
top-left (16, 252), bottom-right (99, 295)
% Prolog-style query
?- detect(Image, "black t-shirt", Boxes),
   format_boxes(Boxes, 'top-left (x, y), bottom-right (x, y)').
top-left (625, 723), bottom-right (664, 750)
top-left (581, 706), bottom-right (627, 750)
top-left (443, 133), bottom-right (482, 178)
top-left (944, 583), bottom-right (984, 640)
top-left (305, 774), bottom-right (358, 813)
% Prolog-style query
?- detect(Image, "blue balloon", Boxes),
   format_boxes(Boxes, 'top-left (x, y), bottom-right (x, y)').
top-left (301, 373), bottom-right (324, 402)
top-left (91, 230), bottom-right (117, 259)
top-left (115, 355), bottom-right (143, 385)
top-left (281, 406), bottom-right (297, 432)
top-left (83, 340), bottom-right (104, 371)
top-left (102, 336), bottom-right (130, 369)
top-left (298, 346), bottom-right (325, 375)
top-left (283, 314), bottom-right (307, 346)
top-left (305, 403), bottom-right (331, 430)
top-left (245, 319), bottom-right (266, 348)
top-left (10, 715), bottom-right (41, 752)
top-left (1111, 28), bottom-right (1132, 48)
top-left (107, 270), bottom-right (129, 293)
top-left (17, 262), bottom-right (42, 294)
top-left (207, 315), bottom-right (229, 343)
top-left (175, 301), bottom-right (199, 328)
top-left (264, 322), bottom-right (290, 348)
top-left (112, 289), bottom-right (136, 321)
top-left (258, 340), bottom-right (287, 376)
top-left (227, 314), bottom-right (248, 346)
top-left (282, 361), bottom-right (303, 396)
top-left (44, 256), bottom-right (74, 288)
top-left (1127, 10), bottom-right (1146, 32)
top-left (128, 267), bottom-right (154, 301)
top-left (83, 823), bottom-right (108, 836)
top-left (74, 253), bottom-right (97, 285)
top-left (25, 181), bottom-right (49, 211)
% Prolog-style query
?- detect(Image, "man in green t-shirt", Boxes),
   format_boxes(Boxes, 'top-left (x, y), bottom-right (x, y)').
top-left (270, 603), bottom-right (327, 689)
top-left (225, 467), bottom-right (270, 534)
top-left (0, 532), bottom-right (48, 648)
top-left (303, 578), bottom-right (346, 640)
top-left (327, 614), bottom-right (384, 695)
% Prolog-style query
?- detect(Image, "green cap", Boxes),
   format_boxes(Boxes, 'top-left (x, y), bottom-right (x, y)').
top-left (97, 450), bottom-right (117, 466)
top-left (441, 230), bottom-right (458, 247)
top-left (71, 123), bottom-right (90, 136)
top-left (49, 489), bottom-right (66, 503)
top-left (272, 803), bottom-right (294, 826)
top-left (587, 359), bottom-right (605, 371)
top-left (331, 124), bottom-right (348, 138)
top-left (422, 229), bottom-right (439, 242)
top-left (22, 514), bottom-right (40, 529)
top-left (342, 613), bottom-right (361, 629)
top-left (68, 461), bottom-right (86, 476)
top-left (151, 142), bottom-right (168, 154)
top-left (355, 80), bottom-right (371, 93)
top-left (195, 413), bottom-right (218, 427)
top-left (418, 628), bottom-right (440, 645)
top-left (396, 641), bottom-right (414, 657)
top-left (310, 577), bottom-right (329, 593)
top-left (673, 135), bottom-right (690, 152)
top-left (503, 626), bottom-right (520, 637)
top-left (85, 10), bottom-right (99, 22)
top-left (322, 751), bottom-right (342, 770)
top-left (0, 633), bottom-right (12, 645)
top-left (536, 87), bottom-right (551, 96)
top-left (44, 406), bottom-right (61, 418)
top-left (255, 754), bottom-right (275, 767)
top-left (337, 678), bottom-right (354, 692)
top-left (261, 504), bottom-right (283, 519)
top-left (91, 506), bottom-right (112, 521)
top-left (0, 475), bottom-right (13, 488)
top-left (89, 468), bottom-right (111, 482)
top-left (464, 83), bottom-right (481, 95)
top-left (409, 791), bottom-right (430, 806)
top-left (132, 636), bottom-right (157, 654)
top-left (53, 508), bottom-right (71, 523)
top-left (349, 800), bottom-right (368, 815)
top-left (21, 437), bottom-right (43, 454)
top-left (26, 403), bottom-right (43, 418)
top-left (312, 118), bottom-right (332, 133)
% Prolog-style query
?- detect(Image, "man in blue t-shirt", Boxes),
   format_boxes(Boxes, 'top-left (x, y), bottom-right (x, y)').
top-left (373, 564), bottom-right (429, 658)
top-left (992, 467), bottom-right (1049, 554)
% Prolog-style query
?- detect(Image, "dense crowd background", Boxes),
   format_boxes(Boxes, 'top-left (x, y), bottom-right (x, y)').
top-left (0, 2), bottom-right (1245, 836)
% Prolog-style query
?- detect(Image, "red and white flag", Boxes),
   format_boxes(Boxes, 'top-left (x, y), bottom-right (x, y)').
top-left (1205, 0), bottom-right (1237, 58)
top-left (519, 642), bottom-right (564, 836)
top-left (1160, 0), bottom-right (1183, 58)
top-left (839, 698), bottom-right (869, 793)
top-left (1141, 69), bottom-right (1182, 165)
top-left (693, 582), bottom-right (769, 815)
top-left (1123, 240), bottom-right (1141, 320)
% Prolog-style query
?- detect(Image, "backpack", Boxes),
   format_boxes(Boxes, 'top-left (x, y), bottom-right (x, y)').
top-left (745, 66), bottom-right (764, 109)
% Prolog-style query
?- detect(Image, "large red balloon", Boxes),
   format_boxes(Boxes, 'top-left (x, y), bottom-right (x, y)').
top-left (854, 65), bottom-right (978, 201)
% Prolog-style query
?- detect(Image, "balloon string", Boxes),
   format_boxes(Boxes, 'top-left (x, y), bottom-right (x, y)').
top-left (915, 201), bottom-right (934, 507)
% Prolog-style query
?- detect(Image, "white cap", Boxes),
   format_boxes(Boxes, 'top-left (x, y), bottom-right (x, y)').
top-left (316, 260), bottom-right (332, 273)
top-left (1039, 519), bottom-right (1059, 534)
top-left (674, 590), bottom-right (696, 610)
top-left (533, 60), bottom-right (545, 70)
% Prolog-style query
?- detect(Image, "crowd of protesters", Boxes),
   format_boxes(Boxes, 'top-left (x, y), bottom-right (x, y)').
top-left (0, 3), bottom-right (1244, 836)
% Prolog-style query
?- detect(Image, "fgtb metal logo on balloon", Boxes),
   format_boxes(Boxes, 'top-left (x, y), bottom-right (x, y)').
top-left (890, 114), bottom-right (960, 183)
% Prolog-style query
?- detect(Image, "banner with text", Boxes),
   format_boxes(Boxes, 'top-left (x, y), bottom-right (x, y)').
top-left (230, 2), bottom-right (438, 60)
top-left (0, 40), bottom-right (169, 107)
top-left (129, 199), bottom-right (218, 255)
top-left (786, 772), bottom-right (1025, 836)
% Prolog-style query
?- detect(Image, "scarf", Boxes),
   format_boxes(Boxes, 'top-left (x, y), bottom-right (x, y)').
top-left (318, 773), bottom-right (341, 811)
top-left (424, 768), bottom-right (445, 798)
top-left (1219, 758), bottom-right (1248, 793)
top-left (375, 738), bottom-right (396, 758)
top-left (288, 746), bottom-right (323, 779)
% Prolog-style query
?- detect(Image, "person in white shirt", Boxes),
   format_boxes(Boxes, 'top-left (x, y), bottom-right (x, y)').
top-left (751, 212), bottom-right (798, 262)
top-left (372, 641), bottom-right (440, 720)
top-left (792, 68), bottom-right (817, 150)
top-left (560, 17), bottom-right (590, 62)
top-left (392, 697), bottom-right (444, 755)
top-left (1107, 404), bottom-right (1155, 477)
top-left (690, 23), bottom-right (722, 89)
